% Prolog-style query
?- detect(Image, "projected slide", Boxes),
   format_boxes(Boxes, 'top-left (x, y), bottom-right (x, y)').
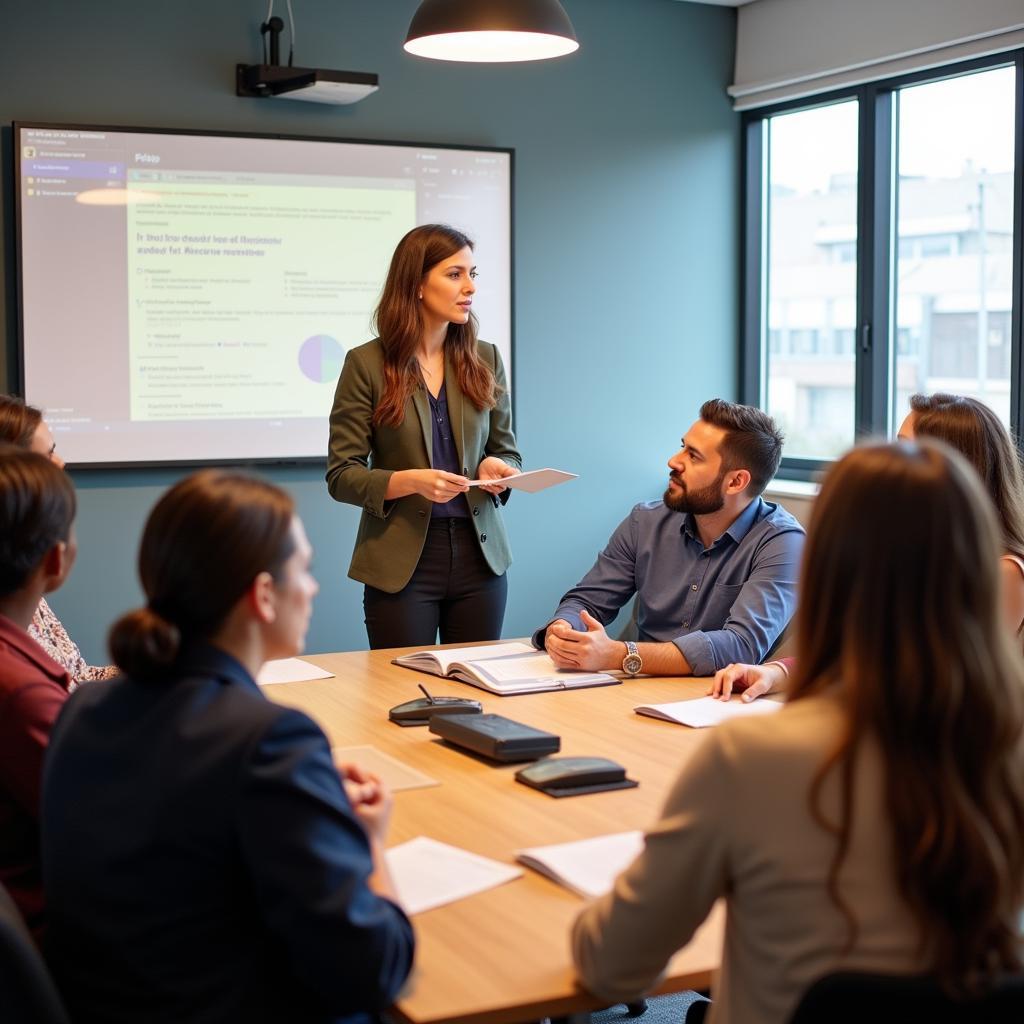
top-left (17, 124), bottom-right (512, 466)
top-left (126, 178), bottom-right (415, 421)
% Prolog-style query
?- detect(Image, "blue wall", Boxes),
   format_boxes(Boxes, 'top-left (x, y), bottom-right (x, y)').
top-left (0, 0), bottom-right (739, 662)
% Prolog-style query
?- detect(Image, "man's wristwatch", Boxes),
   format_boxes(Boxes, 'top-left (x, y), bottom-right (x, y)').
top-left (621, 641), bottom-right (643, 677)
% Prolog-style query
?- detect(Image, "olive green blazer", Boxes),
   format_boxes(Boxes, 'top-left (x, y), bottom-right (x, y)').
top-left (326, 339), bottom-right (521, 593)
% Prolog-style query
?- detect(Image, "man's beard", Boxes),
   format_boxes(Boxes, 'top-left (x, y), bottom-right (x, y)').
top-left (663, 470), bottom-right (726, 515)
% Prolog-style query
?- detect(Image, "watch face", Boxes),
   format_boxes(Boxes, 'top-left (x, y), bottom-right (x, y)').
top-left (623, 654), bottom-right (643, 675)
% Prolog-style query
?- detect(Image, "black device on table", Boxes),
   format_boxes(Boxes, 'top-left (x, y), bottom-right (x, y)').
top-left (389, 684), bottom-right (483, 727)
top-left (429, 712), bottom-right (561, 763)
top-left (515, 756), bottom-right (639, 797)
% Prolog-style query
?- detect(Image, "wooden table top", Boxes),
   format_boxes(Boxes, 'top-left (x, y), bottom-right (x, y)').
top-left (268, 645), bottom-right (728, 1024)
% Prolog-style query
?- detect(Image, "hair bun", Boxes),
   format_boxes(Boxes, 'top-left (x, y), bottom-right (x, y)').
top-left (108, 606), bottom-right (180, 681)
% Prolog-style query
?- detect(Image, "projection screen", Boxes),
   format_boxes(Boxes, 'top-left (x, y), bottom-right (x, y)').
top-left (15, 123), bottom-right (513, 467)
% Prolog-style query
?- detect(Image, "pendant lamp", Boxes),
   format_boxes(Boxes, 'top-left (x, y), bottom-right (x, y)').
top-left (404, 0), bottom-right (579, 63)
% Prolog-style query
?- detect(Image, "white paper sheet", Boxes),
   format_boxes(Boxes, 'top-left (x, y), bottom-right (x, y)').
top-left (256, 658), bottom-right (334, 686)
top-left (517, 831), bottom-right (644, 899)
top-left (635, 695), bottom-right (782, 728)
top-left (465, 468), bottom-right (578, 493)
top-left (385, 837), bottom-right (522, 915)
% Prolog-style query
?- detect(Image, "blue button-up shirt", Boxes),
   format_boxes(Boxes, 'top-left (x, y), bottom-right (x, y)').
top-left (533, 497), bottom-right (805, 675)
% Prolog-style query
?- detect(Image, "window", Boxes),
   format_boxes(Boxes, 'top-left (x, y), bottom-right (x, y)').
top-left (743, 54), bottom-right (1023, 478)
top-left (762, 101), bottom-right (858, 460)
top-left (893, 67), bottom-right (1016, 426)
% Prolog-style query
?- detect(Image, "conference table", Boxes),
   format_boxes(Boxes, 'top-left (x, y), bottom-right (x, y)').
top-left (268, 644), bottom-right (731, 1024)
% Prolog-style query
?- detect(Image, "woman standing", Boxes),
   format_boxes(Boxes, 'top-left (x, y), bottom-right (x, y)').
top-left (327, 224), bottom-right (521, 648)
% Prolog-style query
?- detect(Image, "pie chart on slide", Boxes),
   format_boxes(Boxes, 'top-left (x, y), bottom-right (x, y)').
top-left (298, 334), bottom-right (345, 384)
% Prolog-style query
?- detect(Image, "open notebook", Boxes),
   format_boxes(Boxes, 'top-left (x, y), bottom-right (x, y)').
top-left (393, 641), bottom-right (619, 696)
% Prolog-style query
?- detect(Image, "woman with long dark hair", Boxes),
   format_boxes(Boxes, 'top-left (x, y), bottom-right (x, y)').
top-left (327, 224), bottom-right (521, 648)
top-left (899, 392), bottom-right (1024, 631)
top-left (573, 441), bottom-right (1024, 1023)
top-left (42, 470), bottom-right (414, 1023)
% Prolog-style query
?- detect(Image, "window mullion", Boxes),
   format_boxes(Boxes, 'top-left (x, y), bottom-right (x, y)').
top-left (855, 86), bottom-right (894, 438)
top-left (1011, 51), bottom-right (1024, 437)
top-left (740, 116), bottom-right (765, 407)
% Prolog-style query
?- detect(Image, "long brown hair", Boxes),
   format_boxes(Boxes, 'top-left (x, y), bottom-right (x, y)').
top-left (109, 470), bottom-right (295, 681)
top-left (789, 440), bottom-right (1024, 991)
top-left (910, 392), bottom-right (1024, 561)
top-left (372, 224), bottom-right (498, 428)
top-left (0, 394), bottom-right (43, 449)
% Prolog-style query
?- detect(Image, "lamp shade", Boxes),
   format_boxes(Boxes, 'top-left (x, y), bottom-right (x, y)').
top-left (404, 0), bottom-right (579, 63)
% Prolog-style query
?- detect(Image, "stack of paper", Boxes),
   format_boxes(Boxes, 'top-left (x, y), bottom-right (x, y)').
top-left (517, 831), bottom-right (644, 899)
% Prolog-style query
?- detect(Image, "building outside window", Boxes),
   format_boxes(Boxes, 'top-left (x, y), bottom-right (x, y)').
top-left (743, 55), bottom-right (1022, 477)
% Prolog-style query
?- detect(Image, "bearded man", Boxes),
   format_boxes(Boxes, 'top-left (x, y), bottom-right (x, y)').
top-left (533, 400), bottom-right (804, 678)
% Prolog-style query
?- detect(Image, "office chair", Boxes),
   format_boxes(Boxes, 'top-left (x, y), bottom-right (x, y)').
top-left (788, 970), bottom-right (1024, 1023)
top-left (0, 882), bottom-right (71, 1024)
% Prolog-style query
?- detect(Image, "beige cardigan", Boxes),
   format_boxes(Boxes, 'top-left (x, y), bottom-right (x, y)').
top-left (326, 338), bottom-right (521, 593)
top-left (572, 694), bottom-right (930, 1024)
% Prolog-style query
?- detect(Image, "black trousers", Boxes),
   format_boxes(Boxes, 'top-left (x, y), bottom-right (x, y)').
top-left (363, 517), bottom-right (508, 649)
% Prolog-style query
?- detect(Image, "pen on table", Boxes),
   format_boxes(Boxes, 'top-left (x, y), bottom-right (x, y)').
top-left (418, 683), bottom-right (436, 704)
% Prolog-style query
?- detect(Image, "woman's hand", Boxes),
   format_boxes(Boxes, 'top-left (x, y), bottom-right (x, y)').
top-left (708, 661), bottom-right (787, 702)
top-left (475, 456), bottom-right (517, 495)
top-left (387, 468), bottom-right (469, 503)
top-left (337, 761), bottom-right (394, 842)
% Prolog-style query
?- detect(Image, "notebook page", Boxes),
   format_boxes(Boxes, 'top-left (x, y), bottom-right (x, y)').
top-left (518, 831), bottom-right (644, 899)
top-left (429, 641), bottom-right (536, 673)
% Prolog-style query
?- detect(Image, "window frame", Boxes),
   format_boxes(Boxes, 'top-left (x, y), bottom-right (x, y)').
top-left (741, 50), bottom-right (1024, 480)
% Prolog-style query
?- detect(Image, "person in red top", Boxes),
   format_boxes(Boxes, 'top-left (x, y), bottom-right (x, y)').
top-left (0, 444), bottom-right (77, 938)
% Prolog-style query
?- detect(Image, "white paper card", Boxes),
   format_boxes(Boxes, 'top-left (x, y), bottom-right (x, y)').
top-left (385, 837), bottom-right (522, 915)
top-left (256, 658), bottom-right (334, 686)
top-left (635, 695), bottom-right (782, 728)
top-left (517, 831), bottom-right (644, 899)
top-left (466, 468), bottom-right (578, 493)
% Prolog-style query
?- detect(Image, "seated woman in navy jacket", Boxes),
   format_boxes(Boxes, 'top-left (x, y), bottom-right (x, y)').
top-left (42, 470), bottom-right (414, 1024)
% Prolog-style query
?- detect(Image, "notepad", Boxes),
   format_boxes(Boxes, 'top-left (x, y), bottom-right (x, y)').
top-left (393, 641), bottom-right (619, 696)
top-left (256, 657), bottom-right (334, 685)
top-left (517, 831), bottom-right (644, 899)
top-left (385, 837), bottom-right (522, 914)
top-left (634, 695), bottom-right (782, 728)
top-left (331, 745), bottom-right (439, 792)
top-left (465, 468), bottom-right (578, 493)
